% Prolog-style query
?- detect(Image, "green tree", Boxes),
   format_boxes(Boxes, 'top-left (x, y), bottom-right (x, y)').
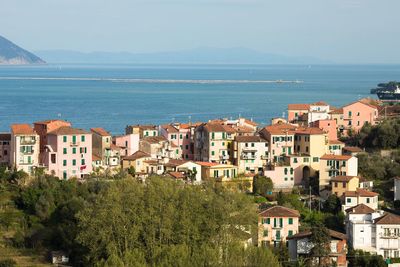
top-left (309, 223), bottom-right (331, 267)
top-left (253, 175), bottom-right (273, 197)
top-left (127, 166), bottom-right (136, 177)
top-left (323, 195), bottom-right (341, 214)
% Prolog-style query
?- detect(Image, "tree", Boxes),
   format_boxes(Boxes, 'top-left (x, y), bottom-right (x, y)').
top-left (253, 175), bottom-right (273, 197)
top-left (323, 195), bottom-right (341, 214)
top-left (127, 166), bottom-right (136, 177)
top-left (309, 223), bottom-right (331, 267)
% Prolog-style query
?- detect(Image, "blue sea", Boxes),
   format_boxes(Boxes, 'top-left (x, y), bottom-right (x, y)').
top-left (0, 64), bottom-right (399, 134)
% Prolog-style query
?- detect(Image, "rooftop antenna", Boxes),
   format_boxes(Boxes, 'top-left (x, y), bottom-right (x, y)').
top-left (282, 112), bottom-right (286, 119)
top-left (239, 113), bottom-right (241, 119)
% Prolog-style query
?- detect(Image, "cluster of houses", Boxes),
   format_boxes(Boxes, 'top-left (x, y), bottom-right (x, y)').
top-left (2, 98), bottom-right (399, 265)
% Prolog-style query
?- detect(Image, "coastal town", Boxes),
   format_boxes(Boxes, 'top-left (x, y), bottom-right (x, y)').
top-left (1, 96), bottom-right (400, 266)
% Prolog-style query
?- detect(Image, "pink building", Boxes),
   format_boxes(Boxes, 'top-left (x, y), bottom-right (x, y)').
top-left (44, 127), bottom-right (92, 179)
top-left (342, 101), bottom-right (378, 133)
top-left (113, 133), bottom-right (139, 157)
top-left (287, 104), bottom-right (310, 124)
top-left (311, 119), bottom-right (337, 141)
top-left (160, 123), bottom-right (193, 160)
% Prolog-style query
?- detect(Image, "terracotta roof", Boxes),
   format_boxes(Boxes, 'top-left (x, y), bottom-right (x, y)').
top-left (92, 154), bottom-right (102, 161)
top-left (135, 125), bottom-right (157, 130)
top-left (0, 133), bottom-right (11, 141)
top-left (48, 126), bottom-right (89, 135)
top-left (294, 127), bottom-right (325, 135)
top-left (11, 124), bottom-right (36, 135)
top-left (259, 206), bottom-right (300, 218)
top-left (163, 159), bottom-right (188, 167)
top-left (235, 126), bottom-right (255, 133)
top-left (110, 144), bottom-right (122, 151)
top-left (123, 150), bottom-right (150, 161)
top-left (144, 159), bottom-right (158, 165)
top-left (261, 123), bottom-right (297, 135)
top-left (330, 175), bottom-right (358, 182)
top-left (343, 101), bottom-right (378, 110)
top-left (311, 101), bottom-right (329, 106)
top-left (329, 108), bottom-right (344, 115)
top-left (91, 127), bottom-right (111, 137)
top-left (374, 213), bottom-right (400, 225)
top-left (195, 161), bottom-right (219, 167)
top-left (161, 124), bottom-right (179, 133)
top-left (343, 146), bottom-right (363, 153)
top-left (287, 229), bottom-right (347, 240)
top-left (34, 119), bottom-right (70, 125)
top-left (288, 103), bottom-right (310, 110)
top-left (244, 119), bottom-right (258, 126)
top-left (345, 204), bottom-right (375, 214)
top-left (235, 135), bottom-right (268, 143)
top-left (320, 154), bottom-right (352, 160)
top-left (142, 136), bottom-right (168, 144)
top-left (344, 188), bottom-right (379, 198)
top-left (168, 171), bottom-right (186, 179)
top-left (204, 123), bottom-right (236, 133)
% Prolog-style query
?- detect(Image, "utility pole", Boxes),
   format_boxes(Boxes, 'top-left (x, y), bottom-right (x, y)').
top-left (309, 185), bottom-right (312, 212)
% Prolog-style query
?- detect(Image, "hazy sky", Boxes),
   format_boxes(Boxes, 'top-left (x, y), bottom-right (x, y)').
top-left (1, 0), bottom-right (400, 63)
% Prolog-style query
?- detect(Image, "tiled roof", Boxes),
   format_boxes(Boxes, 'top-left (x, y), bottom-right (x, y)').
top-left (11, 124), bottom-right (36, 135)
top-left (329, 140), bottom-right (344, 145)
top-left (259, 206), bottom-right (300, 218)
top-left (294, 127), bottom-right (325, 135)
top-left (235, 135), bottom-right (267, 143)
top-left (0, 133), bottom-right (11, 141)
top-left (34, 119), bottom-right (70, 125)
top-left (345, 204), bottom-right (375, 214)
top-left (204, 123), bottom-right (236, 133)
top-left (343, 146), bottom-right (363, 153)
top-left (48, 126), bottom-right (89, 135)
top-left (287, 229), bottom-right (347, 240)
top-left (92, 154), bottom-right (102, 161)
top-left (122, 150), bottom-right (150, 160)
top-left (288, 103), bottom-right (310, 110)
top-left (168, 171), bottom-right (186, 179)
top-left (329, 108), bottom-right (344, 114)
top-left (163, 159), bottom-right (187, 167)
top-left (343, 100), bottom-right (378, 110)
top-left (161, 124), bottom-right (179, 133)
top-left (261, 123), bottom-right (297, 135)
top-left (142, 136), bottom-right (168, 144)
top-left (195, 161), bottom-right (219, 167)
top-left (330, 175), bottom-right (358, 182)
top-left (110, 144), bottom-right (122, 151)
top-left (320, 154), bottom-right (352, 160)
top-left (244, 119), bottom-right (258, 126)
top-left (311, 101), bottom-right (329, 106)
top-left (374, 213), bottom-right (400, 225)
top-left (91, 127), bottom-right (111, 137)
top-left (344, 189), bottom-right (379, 198)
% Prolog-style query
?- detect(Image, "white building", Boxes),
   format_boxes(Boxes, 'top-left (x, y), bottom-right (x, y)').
top-left (234, 135), bottom-right (269, 175)
top-left (342, 189), bottom-right (379, 212)
top-left (346, 207), bottom-right (400, 259)
top-left (307, 101), bottom-right (331, 124)
top-left (176, 161), bottom-right (203, 184)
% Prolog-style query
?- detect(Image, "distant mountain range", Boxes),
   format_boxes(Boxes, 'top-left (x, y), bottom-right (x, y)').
top-left (0, 35), bottom-right (45, 65)
top-left (35, 47), bottom-right (330, 64)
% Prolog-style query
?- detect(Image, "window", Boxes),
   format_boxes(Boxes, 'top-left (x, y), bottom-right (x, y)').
top-left (348, 111), bottom-right (352, 117)
top-left (72, 159), bottom-right (76, 166)
top-left (342, 182), bottom-right (346, 188)
top-left (213, 170), bottom-right (218, 178)
top-left (263, 230), bottom-right (268, 237)
top-left (176, 149), bottom-right (179, 155)
top-left (81, 159), bottom-right (85, 165)
top-left (63, 148), bottom-right (67, 154)
top-left (180, 134), bottom-right (183, 139)
top-left (211, 133), bottom-right (215, 139)
top-left (63, 160), bottom-right (67, 166)
top-left (313, 157), bottom-right (319, 162)
top-left (288, 218), bottom-right (293, 225)
top-left (222, 133), bottom-right (226, 139)
top-left (303, 158), bottom-right (309, 163)
top-left (72, 135), bottom-right (77, 143)
top-left (284, 177), bottom-right (288, 181)
top-left (211, 142), bottom-right (214, 146)
top-left (211, 151), bottom-right (215, 156)
top-left (72, 147), bottom-right (76, 154)
top-left (366, 198), bottom-right (370, 203)
top-left (63, 136), bottom-right (67, 142)
top-left (81, 135), bottom-right (85, 142)
top-left (284, 168), bottom-right (288, 175)
top-left (293, 158), bottom-right (298, 163)
top-left (290, 168), bottom-right (293, 175)
top-left (251, 143), bottom-right (255, 147)
top-left (267, 218), bottom-right (270, 224)
top-left (346, 198), bottom-right (351, 203)
top-left (63, 171), bottom-right (67, 180)
top-left (288, 230), bottom-right (293, 237)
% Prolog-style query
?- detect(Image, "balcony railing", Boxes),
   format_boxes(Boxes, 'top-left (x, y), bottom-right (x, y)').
top-left (70, 142), bottom-right (80, 147)
top-left (20, 139), bottom-right (36, 145)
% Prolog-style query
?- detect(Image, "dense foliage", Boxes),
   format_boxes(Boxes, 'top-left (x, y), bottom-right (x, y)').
top-left (0, 169), bottom-right (280, 266)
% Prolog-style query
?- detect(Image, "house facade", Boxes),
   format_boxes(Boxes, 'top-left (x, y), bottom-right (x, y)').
top-left (233, 135), bottom-right (268, 175)
top-left (258, 206), bottom-right (300, 247)
top-left (44, 127), bottom-right (92, 179)
top-left (342, 101), bottom-right (378, 133)
top-left (0, 133), bottom-right (11, 166)
top-left (10, 124), bottom-right (40, 174)
top-left (342, 189), bottom-right (379, 211)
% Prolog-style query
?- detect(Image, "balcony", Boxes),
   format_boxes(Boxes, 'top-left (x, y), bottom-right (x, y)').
top-left (70, 142), bottom-right (80, 147)
top-left (241, 154), bottom-right (256, 160)
top-left (20, 139), bottom-right (36, 145)
top-left (220, 155), bottom-right (229, 160)
top-left (21, 150), bottom-right (35, 155)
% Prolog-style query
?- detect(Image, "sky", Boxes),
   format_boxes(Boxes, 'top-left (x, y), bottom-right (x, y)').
top-left (1, 0), bottom-right (400, 63)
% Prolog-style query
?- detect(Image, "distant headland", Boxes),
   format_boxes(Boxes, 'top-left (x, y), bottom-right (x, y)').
top-left (0, 35), bottom-right (45, 65)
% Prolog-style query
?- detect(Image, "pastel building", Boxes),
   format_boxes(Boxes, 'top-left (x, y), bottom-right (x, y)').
top-left (44, 127), bottom-right (92, 179)
top-left (342, 101), bottom-right (378, 133)
top-left (0, 133), bottom-right (11, 166)
top-left (311, 119), bottom-right (337, 141)
top-left (196, 161), bottom-right (238, 180)
top-left (258, 206), bottom-right (300, 247)
top-left (125, 125), bottom-right (158, 138)
top-left (319, 154), bottom-right (358, 190)
top-left (10, 124), bottom-right (40, 174)
top-left (121, 150), bottom-right (153, 175)
top-left (287, 104), bottom-right (310, 124)
top-left (33, 119), bottom-right (72, 163)
top-left (176, 161), bottom-right (203, 183)
top-left (194, 123), bottom-right (236, 164)
top-left (233, 135), bottom-right (269, 175)
top-left (113, 133), bottom-right (139, 157)
top-left (307, 101), bottom-right (330, 124)
top-left (160, 123), bottom-right (193, 160)
top-left (342, 189), bottom-right (379, 211)
top-left (139, 136), bottom-right (179, 159)
top-left (91, 128), bottom-right (121, 169)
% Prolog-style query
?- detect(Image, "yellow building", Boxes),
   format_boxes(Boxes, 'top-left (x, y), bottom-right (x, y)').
top-left (319, 154), bottom-right (358, 190)
top-left (196, 161), bottom-right (238, 179)
top-left (330, 176), bottom-right (359, 197)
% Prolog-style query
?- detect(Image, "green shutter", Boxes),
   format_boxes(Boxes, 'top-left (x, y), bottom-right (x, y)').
top-left (63, 148), bottom-right (67, 154)
top-left (63, 160), bottom-right (67, 166)
top-left (63, 136), bottom-right (67, 142)
top-left (72, 159), bottom-right (76, 166)
top-left (81, 135), bottom-right (85, 142)
top-left (72, 135), bottom-right (77, 143)
top-left (289, 218), bottom-right (293, 225)
top-left (72, 147), bottom-right (76, 154)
